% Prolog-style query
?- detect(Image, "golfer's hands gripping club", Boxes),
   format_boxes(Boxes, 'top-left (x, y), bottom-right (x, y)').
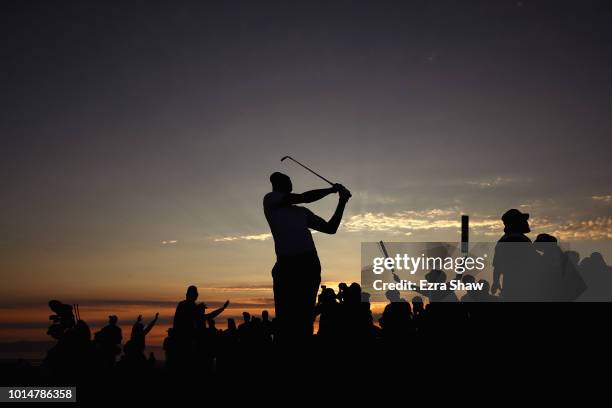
top-left (333, 183), bottom-right (352, 202)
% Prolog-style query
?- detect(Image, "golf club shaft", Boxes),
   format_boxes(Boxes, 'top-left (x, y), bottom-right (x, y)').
top-left (379, 241), bottom-right (396, 274)
top-left (286, 156), bottom-right (334, 186)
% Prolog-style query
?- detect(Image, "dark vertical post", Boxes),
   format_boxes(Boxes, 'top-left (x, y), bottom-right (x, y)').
top-left (461, 215), bottom-right (469, 254)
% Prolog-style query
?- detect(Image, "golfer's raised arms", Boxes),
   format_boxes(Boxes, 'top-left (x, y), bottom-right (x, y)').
top-left (263, 172), bottom-right (351, 256)
top-left (284, 187), bottom-right (336, 205)
top-left (306, 186), bottom-right (351, 234)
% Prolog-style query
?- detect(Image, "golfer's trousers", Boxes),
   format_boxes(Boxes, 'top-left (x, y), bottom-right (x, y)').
top-left (272, 250), bottom-right (321, 342)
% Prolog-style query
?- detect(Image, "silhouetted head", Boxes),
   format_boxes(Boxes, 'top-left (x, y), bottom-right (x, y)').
top-left (534, 233), bottom-right (559, 253)
top-left (462, 274), bottom-right (476, 284)
top-left (48, 300), bottom-right (71, 315)
top-left (535, 233), bottom-right (557, 243)
top-left (590, 252), bottom-right (606, 266)
top-left (502, 209), bottom-right (530, 234)
top-left (317, 287), bottom-right (334, 305)
top-left (227, 318), bottom-right (236, 330)
top-left (207, 319), bottom-right (216, 329)
top-left (262, 310), bottom-right (269, 321)
top-left (270, 172), bottom-right (292, 193)
top-left (478, 279), bottom-right (491, 294)
top-left (343, 282), bottom-right (362, 303)
top-left (385, 289), bottom-right (402, 302)
top-left (108, 315), bottom-right (118, 325)
top-left (462, 274), bottom-right (477, 293)
top-left (425, 269), bottom-right (446, 283)
top-left (411, 296), bottom-right (424, 313)
top-left (349, 282), bottom-right (362, 292)
top-left (242, 312), bottom-right (251, 322)
top-left (186, 285), bottom-right (199, 302)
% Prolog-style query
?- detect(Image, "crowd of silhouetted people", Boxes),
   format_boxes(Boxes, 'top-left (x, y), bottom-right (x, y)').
top-left (5, 208), bottom-right (610, 386)
top-left (38, 250), bottom-right (610, 380)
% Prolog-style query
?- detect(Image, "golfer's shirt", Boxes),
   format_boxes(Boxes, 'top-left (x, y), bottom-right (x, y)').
top-left (264, 192), bottom-right (317, 257)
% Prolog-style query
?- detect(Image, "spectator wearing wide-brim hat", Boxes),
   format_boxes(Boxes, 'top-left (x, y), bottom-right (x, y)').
top-left (492, 209), bottom-right (538, 299)
top-left (501, 208), bottom-right (530, 234)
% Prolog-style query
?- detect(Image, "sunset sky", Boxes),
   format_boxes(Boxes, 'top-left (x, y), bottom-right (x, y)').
top-left (1, 1), bottom-right (611, 352)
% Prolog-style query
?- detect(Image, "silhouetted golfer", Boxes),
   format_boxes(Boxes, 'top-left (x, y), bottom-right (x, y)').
top-left (264, 172), bottom-right (351, 341)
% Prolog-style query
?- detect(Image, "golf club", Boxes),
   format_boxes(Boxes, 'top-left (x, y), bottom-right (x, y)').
top-left (280, 155), bottom-right (334, 186)
top-left (379, 241), bottom-right (400, 283)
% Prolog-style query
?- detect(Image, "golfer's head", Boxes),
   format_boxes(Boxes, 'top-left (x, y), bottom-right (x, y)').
top-left (270, 172), bottom-right (292, 193)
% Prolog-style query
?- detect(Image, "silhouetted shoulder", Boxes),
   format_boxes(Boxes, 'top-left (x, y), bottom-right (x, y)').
top-left (264, 191), bottom-right (287, 209)
top-left (497, 233), bottom-right (532, 243)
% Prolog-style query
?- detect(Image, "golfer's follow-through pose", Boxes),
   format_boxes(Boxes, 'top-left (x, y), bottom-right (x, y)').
top-left (264, 172), bottom-right (351, 342)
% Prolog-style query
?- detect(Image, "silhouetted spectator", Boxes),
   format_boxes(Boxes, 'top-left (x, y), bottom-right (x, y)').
top-left (47, 300), bottom-right (75, 340)
top-left (492, 209), bottom-right (540, 300)
top-left (460, 275), bottom-right (478, 302)
top-left (416, 269), bottom-right (458, 302)
top-left (261, 310), bottom-right (274, 342)
top-left (315, 286), bottom-right (343, 340)
top-left (580, 252), bottom-right (612, 300)
top-left (94, 315), bottom-right (122, 368)
top-left (173, 286), bottom-right (200, 339)
top-left (130, 313), bottom-right (159, 353)
top-left (380, 290), bottom-right (414, 340)
top-left (411, 296), bottom-right (425, 316)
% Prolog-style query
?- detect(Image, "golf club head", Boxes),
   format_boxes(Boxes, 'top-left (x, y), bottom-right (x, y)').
top-left (280, 156), bottom-right (291, 162)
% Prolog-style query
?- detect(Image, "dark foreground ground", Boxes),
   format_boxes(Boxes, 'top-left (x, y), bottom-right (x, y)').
top-left (1, 303), bottom-right (610, 404)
